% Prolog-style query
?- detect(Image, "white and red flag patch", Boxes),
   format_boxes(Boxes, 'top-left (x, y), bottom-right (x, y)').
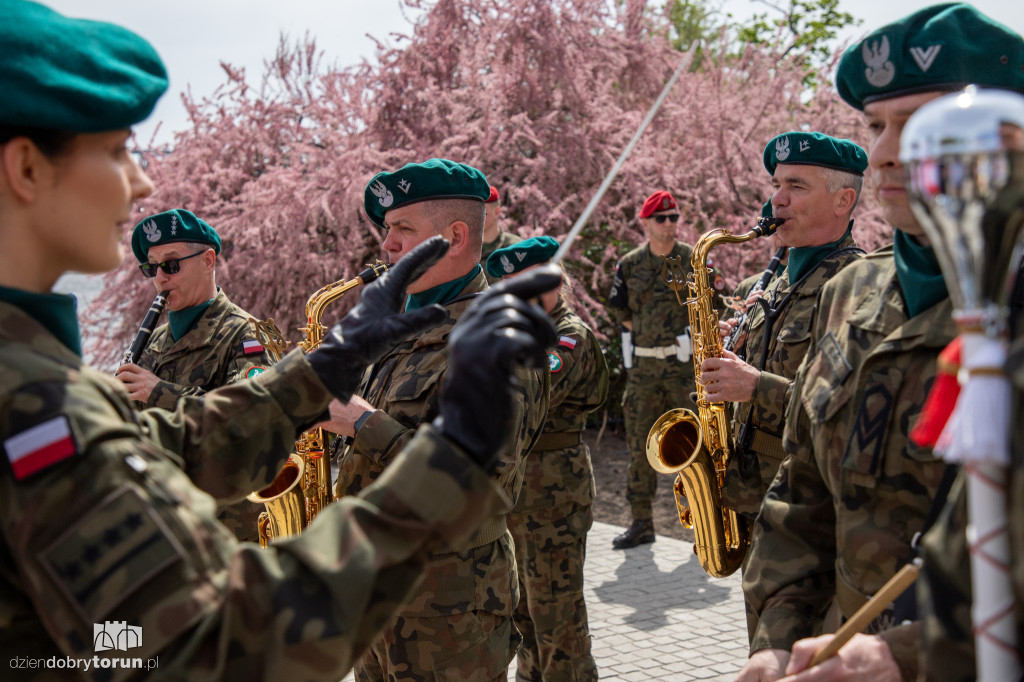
top-left (5, 416), bottom-right (77, 481)
top-left (242, 340), bottom-right (264, 355)
top-left (558, 336), bottom-right (577, 350)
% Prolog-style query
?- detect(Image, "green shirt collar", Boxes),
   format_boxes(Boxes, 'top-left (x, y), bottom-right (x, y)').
top-left (167, 296), bottom-right (215, 341)
top-left (405, 264), bottom-right (481, 312)
top-left (787, 221), bottom-right (853, 284)
top-left (0, 285), bottom-right (82, 356)
top-left (893, 229), bottom-right (949, 318)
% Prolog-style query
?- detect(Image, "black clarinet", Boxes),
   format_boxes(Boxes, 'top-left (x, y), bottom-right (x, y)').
top-left (121, 292), bottom-right (168, 366)
top-left (724, 246), bottom-right (787, 352)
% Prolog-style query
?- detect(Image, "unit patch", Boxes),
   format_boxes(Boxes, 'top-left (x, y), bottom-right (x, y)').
top-left (548, 352), bottom-right (563, 373)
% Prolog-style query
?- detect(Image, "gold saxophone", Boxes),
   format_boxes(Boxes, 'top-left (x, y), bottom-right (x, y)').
top-left (247, 261), bottom-right (388, 547)
top-left (645, 217), bottom-right (782, 577)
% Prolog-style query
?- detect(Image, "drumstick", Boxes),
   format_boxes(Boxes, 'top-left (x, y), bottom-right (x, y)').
top-left (807, 559), bottom-right (922, 668)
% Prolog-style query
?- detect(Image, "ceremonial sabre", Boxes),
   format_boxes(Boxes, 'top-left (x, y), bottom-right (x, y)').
top-left (902, 86), bottom-right (1024, 682)
top-left (550, 42), bottom-right (698, 265)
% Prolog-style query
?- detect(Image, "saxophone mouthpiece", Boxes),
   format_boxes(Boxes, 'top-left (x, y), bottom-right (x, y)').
top-left (357, 261), bottom-right (389, 285)
top-left (754, 216), bottom-right (785, 237)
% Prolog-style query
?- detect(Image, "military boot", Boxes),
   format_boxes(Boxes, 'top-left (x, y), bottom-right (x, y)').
top-left (612, 519), bottom-right (655, 549)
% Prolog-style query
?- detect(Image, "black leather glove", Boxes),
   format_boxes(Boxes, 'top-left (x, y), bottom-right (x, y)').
top-left (307, 236), bottom-right (449, 400)
top-left (434, 264), bottom-right (561, 471)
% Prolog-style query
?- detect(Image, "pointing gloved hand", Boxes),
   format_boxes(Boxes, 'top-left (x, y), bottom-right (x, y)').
top-left (435, 264), bottom-right (561, 471)
top-left (307, 236), bottom-right (450, 400)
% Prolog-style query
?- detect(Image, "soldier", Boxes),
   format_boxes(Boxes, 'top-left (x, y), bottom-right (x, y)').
top-left (116, 208), bottom-right (271, 542)
top-left (0, 1), bottom-right (561, 678)
top-left (606, 190), bottom-right (725, 549)
top-left (737, 5), bottom-right (1024, 681)
top-left (327, 160), bottom-right (550, 681)
top-left (481, 184), bottom-right (523, 284)
top-left (703, 133), bottom-right (866, 637)
top-left (486, 236), bottom-right (609, 682)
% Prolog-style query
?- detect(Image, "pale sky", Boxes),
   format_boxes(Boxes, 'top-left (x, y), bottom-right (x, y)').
top-left (42, 1), bottom-right (1024, 146)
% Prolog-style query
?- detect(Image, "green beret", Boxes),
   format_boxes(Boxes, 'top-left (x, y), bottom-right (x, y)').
top-left (131, 209), bottom-right (222, 263)
top-left (486, 236), bottom-right (559, 278)
top-left (836, 3), bottom-right (1024, 111)
top-left (763, 131), bottom-right (868, 176)
top-left (0, 1), bottom-right (168, 132)
top-left (363, 158), bottom-right (490, 228)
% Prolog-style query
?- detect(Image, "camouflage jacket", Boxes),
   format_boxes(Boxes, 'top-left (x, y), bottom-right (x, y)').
top-left (608, 240), bottom-right (725, 363)
top-left (337, 268), bottom-right (549, 617)
top-left (0, 299), bottom-right (505, 681)
top-left (481, 230), bottom-right (523, 284)
top-left (723, 232), bottom-right (862, 516)
top-left (137, 289), bottom-right (271, 410)
top-left (742, 246), bottom-right (956, 681)
top-left (918, 334), bottom-right (1024, 681)
top-left (514, 297), bottom-right (609, 513)
top-left (137, 288), bottom-right (271, 543)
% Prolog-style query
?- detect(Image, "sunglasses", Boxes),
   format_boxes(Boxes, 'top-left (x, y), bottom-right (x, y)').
top-left (139, 249), bottom-right (207, 278)
top-left (651, 214), bottom-right (680, 224)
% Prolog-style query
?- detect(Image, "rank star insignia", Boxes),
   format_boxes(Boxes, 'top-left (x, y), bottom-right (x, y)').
top-left (397, 179), bottom-right (412, 193)
top-left (799, 140), bottom-right (810, 152)
top-left (548, 351), bottom-right (563, 373)
top-left (169, 215), bottom-right (178, 236)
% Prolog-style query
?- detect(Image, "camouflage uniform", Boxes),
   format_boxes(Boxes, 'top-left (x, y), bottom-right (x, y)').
top-left (508, 297), bottom-right (609, 682)
top-left (723, 231), bottom-right (862, 517)
top-left (136, 288), bottom-right (272, 543)
top-left (0, 298), bottom-right (506, 681)
top-left (481, 231), bottom-right (523, 285)
top-left (742, 246), bottom-right (956, 681)
top-left (336, 268), bottom-right (549, 681)
top-left (607, 241), bottom-right (723, 522)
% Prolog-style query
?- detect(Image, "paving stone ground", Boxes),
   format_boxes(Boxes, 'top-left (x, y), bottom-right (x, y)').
top-left (343, 521), bottom-right (748, 681)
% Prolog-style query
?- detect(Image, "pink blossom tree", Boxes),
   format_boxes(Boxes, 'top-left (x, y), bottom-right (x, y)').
top-left (88, 0), bottom-right (888, 367)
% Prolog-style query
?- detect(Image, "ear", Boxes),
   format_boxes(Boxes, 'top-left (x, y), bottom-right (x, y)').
top-left (0, 138), bottom-right (54, 203)
top-left (445, 220), bottom-right (469, 256)
top-left (834, 187), bottom-right (857, 215)
top-left (203, 249), bottom-right (217, 272)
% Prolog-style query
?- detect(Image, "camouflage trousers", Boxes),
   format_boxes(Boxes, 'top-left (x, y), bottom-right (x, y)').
top-left (508, 502), bottom-right (597, 682)
top-left (354, 610), bottom-right (519, 681)
top-left (622, 359), bottom-right (697, 521)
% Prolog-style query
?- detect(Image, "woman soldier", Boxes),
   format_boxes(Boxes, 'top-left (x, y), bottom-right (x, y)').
top-left (0, 2), bottom-right (557, 678)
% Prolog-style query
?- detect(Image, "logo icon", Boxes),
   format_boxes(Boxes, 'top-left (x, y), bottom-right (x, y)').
top-left (142, 220), bottom-right (161, 243)
top-left (909, 45), bottom-right (941, 73)
top-left (863, 35), bottom-right (895, 88)
top-left (369, 180), bottom-right (394, 208)
top-left (397, 179), bottom-right (412, 193)
top-left (548, 352), bottom-right (563, 373)
top-left (500, 254), bottom-right (515, 273)
top-left (799, 140), bottom-right (811, 153)
top-left (775, 136), bottom-right (791, 162)
top-left (94, 621), bottom-right (142, 652)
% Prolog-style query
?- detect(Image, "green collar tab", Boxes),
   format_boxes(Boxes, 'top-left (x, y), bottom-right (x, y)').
top-left (168, 297), bottom-right (214, 341)
top-left (0, 285), bottom-right (82, 356)
top-left (893, 230), bottom-right (949, 317)
top-left (406, 265), bottom-right (481, 312)
top-left (787, 222), bottom-right (854, 284)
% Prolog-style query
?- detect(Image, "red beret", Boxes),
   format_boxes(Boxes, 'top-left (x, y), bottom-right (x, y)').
top-left (485, 185), bottom-right (499, 203)
top-left (640, 191), bottom-right (677, 218)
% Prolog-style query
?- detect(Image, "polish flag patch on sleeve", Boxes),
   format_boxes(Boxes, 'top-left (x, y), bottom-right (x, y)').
top-left (558, 336), bottom-right (578, 350)
top-left (242, 340), bottom-right (264, 355)
top-left (5, 416), bottom-right (78, 481)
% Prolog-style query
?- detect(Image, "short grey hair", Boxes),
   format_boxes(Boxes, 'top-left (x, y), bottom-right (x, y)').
top-left (819, 167), bottom-right (863, 212)
top-left (426, 198), bottom-right (485, 247)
